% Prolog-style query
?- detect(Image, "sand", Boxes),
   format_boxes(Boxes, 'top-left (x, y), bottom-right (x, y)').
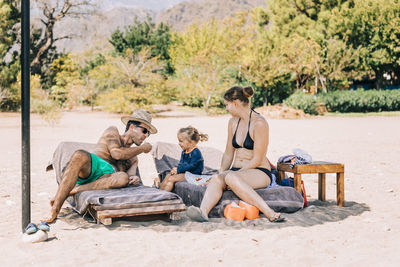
top-left (0, 110), bottom-right (399, 266)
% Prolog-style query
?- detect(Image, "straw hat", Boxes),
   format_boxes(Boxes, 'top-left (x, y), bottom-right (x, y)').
top-left (121, 109), bottom-right (158, 134)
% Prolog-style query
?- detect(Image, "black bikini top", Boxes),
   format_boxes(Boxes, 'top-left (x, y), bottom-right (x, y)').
top-left (232, 109), bottom-right (257, 150)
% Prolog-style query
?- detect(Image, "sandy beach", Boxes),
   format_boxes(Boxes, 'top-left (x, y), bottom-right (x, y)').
top-left (0, 110), bottom-right (399, 266)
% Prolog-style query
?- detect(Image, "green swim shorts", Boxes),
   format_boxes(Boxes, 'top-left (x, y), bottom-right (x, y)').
top-left (76, 153), bottom-right (115, 185)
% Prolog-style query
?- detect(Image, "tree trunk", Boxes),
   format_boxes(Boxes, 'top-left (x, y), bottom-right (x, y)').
top-left (31, 21), bottom-right (55, 75)
top-left (205, 93), bottom-right (211, 114)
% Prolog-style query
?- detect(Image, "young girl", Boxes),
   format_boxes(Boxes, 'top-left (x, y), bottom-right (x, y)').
top-left (158, 126), bottom-right (208, 192)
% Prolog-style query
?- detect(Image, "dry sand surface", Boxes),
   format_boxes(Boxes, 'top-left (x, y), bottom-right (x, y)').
top-left (0, 110), bottom-right (399, 266)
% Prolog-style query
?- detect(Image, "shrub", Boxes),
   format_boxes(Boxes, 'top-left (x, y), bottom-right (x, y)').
top-left (319, 89), bottom-right (400, 112)
top-left (283, 91), bottom-right (319, 115)
top-left (31, 98), bottom-right (61, 124)
top-left (97, 86), bottom-right (152, 113)
top-left (182, 96), bottom-right (203, 107)
top-left (283, 89), bottom-right (400, 114)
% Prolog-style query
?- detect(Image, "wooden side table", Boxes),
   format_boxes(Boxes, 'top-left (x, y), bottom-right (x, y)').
top-left (277, 161), bottom-right (345, 207)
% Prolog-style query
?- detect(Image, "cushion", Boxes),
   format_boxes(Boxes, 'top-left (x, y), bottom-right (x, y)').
top-left (151, 142), bottom-right (304, 217)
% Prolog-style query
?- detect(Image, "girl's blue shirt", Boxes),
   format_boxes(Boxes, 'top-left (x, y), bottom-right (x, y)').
top-left (177, 147), bottom-right (204, 175)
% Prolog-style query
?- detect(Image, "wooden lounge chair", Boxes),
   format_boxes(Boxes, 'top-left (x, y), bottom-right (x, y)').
top-left (46, 142), bottom-right (186, 225)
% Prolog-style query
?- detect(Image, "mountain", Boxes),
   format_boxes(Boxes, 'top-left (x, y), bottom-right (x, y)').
top-left (101, 0), bottom-right (194, 12)
top-left (32, 0), bottom-right (267, 52)
top-left (48, 7), bottom-right (155, 52)
top-left (156, 0), bottom-right (267, 31)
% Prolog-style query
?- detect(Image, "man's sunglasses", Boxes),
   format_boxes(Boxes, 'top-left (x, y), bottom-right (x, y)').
top-left (136, 125), bottom-right (150, 136)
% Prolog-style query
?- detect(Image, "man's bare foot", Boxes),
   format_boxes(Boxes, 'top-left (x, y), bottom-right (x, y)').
top-left (69, 186), bottom-right (80, 196)
top-left (42, 212), bottom-right (57, 224)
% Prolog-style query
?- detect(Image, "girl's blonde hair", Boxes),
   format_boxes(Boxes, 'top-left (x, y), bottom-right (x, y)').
top-left (178, 126), bottom-right (208, 143)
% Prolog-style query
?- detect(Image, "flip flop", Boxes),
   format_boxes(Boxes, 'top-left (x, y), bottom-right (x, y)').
top-left (38, 221), bottom-right (50, 232)
top-left (186, 206), bottom-right (209, 222)
top-left (25, 223), bottom-right (38, 234)
top-left (269, 214), bottom-right (285, 223)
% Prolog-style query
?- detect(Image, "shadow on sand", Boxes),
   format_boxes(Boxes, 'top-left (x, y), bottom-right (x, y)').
top-left (57, 199), bottom-right (369, 232)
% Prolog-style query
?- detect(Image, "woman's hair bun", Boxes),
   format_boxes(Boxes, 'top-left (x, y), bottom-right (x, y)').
top-left (243, 86), bottom-right (254, 98)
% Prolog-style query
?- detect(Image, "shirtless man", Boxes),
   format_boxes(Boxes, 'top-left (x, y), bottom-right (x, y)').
top-left (43, 109), bottom-right (158, 223)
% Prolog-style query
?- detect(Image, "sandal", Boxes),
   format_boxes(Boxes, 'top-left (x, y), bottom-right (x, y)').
top-left (269, 213), bottom-right (285, 223)
top-left (38, 221), bottom-right (50, 232)
top-left (25, 223), bottom-right (38, 234)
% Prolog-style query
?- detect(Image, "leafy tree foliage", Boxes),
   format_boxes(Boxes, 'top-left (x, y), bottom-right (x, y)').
top-left (0, 0), bottom-right (20, 110)
top-left (109, 17), bottom-right (174, 74)
top-left (170, 13), bottom-right (252, 112)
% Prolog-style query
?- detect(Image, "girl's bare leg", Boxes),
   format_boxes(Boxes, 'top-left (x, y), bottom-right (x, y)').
top-left (159, 173), bottom-right (185, 192)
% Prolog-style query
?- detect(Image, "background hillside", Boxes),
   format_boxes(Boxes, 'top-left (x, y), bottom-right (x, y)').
top-left (49, 7), bottom-right (154, 52)
top-left (156, 0), bottom-right (267, 31)
top-left (40, 0), bottom-right (267, 52)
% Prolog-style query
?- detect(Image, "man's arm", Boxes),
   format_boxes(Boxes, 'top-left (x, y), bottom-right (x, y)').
top-left (102, 126), bottom-right (152, 161)
top-left (126, 157), bottom-right (142, 185)
top-left (110, 143), bottom-right (152, 161)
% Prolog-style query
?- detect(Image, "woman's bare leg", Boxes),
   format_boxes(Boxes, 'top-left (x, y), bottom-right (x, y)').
top-left (199, 172), bottom-right (229, 217)
top-left (224, 169), bottom-right (282, 221)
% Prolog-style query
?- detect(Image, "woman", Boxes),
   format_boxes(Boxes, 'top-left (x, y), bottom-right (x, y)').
top-left (186, 86), bottom-right (284, 222)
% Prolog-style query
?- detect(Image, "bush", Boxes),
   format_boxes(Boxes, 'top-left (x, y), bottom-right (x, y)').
top-left (283, 91), bottom-right (319, 115)
top-left (319, 89), bottom-right (400, 112)
top-left (182, 96), bottom-right (203, 107)
top-left (283, 89), bottom-right (400, 114)
top-left (31, 98), bottom-right (61, 124)
top-left (97, 86), bottom-right (152, 113)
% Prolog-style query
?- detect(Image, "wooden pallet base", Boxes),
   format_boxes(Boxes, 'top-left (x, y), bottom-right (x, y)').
top-left (88, 199), bottom-right (187, 225)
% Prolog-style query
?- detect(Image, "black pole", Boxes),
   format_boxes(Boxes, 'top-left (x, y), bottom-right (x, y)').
top-left (21, 0), bottom-right (31, 232)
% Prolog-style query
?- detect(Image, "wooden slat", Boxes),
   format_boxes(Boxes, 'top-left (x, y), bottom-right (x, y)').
top-left (277, 162), bottom-right (344, 174)
top-left (99, 217), bottom-right (112, 225)
top-left (96, 203), bottom-right (187, 219)
top-left (277, 170), bottom-right (285, 184)
top-left (318, 173), bottom-right (326, 201)
top-left (91, 199), bottom-right (183, 211)
top-left (293, 173), bottom-right (302, 193)
top-left (337, 172), bottom-right (344, 207)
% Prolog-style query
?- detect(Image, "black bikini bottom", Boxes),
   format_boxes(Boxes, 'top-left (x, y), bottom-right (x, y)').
top-left (230, 167), bottom-right (272, 179)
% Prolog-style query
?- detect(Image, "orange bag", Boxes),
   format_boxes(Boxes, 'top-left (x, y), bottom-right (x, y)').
top-left (224, 202), bottom-right (245, 221)
top-left (239, 200), bottom-right (260, 220)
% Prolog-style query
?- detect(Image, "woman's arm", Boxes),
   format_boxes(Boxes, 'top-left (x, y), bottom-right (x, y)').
top-left (241, 119), bottom-right (269, 170)
top-left (219, 118), bottom-right (236, 172)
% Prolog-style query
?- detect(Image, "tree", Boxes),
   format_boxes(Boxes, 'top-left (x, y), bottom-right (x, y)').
top-left (170, 13), bottom-right (252, 112)
top-left (109, 17), bottom-right (174, 74)
top-left (329, 0), bottom-right (400, 88)
top-left (0, 0), bottom-right (20, 110)
top-left (30, 0), bottom-right (97, 77)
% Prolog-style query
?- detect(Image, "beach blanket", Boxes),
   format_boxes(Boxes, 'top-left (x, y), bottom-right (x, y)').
top-left (152, 142), bottom-right (304, 217)
top-left (47, 142), bottom-right (182, 215)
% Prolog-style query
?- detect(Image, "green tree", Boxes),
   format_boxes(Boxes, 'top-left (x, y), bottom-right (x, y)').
top-left (170, 13), bottom-right (252, 112)
top-left (329, 0), bottom-right (400, 88)
top-left (0, 0), bottom-right (20, 110)
top-left (109, 17), bottom-right (174, 74)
